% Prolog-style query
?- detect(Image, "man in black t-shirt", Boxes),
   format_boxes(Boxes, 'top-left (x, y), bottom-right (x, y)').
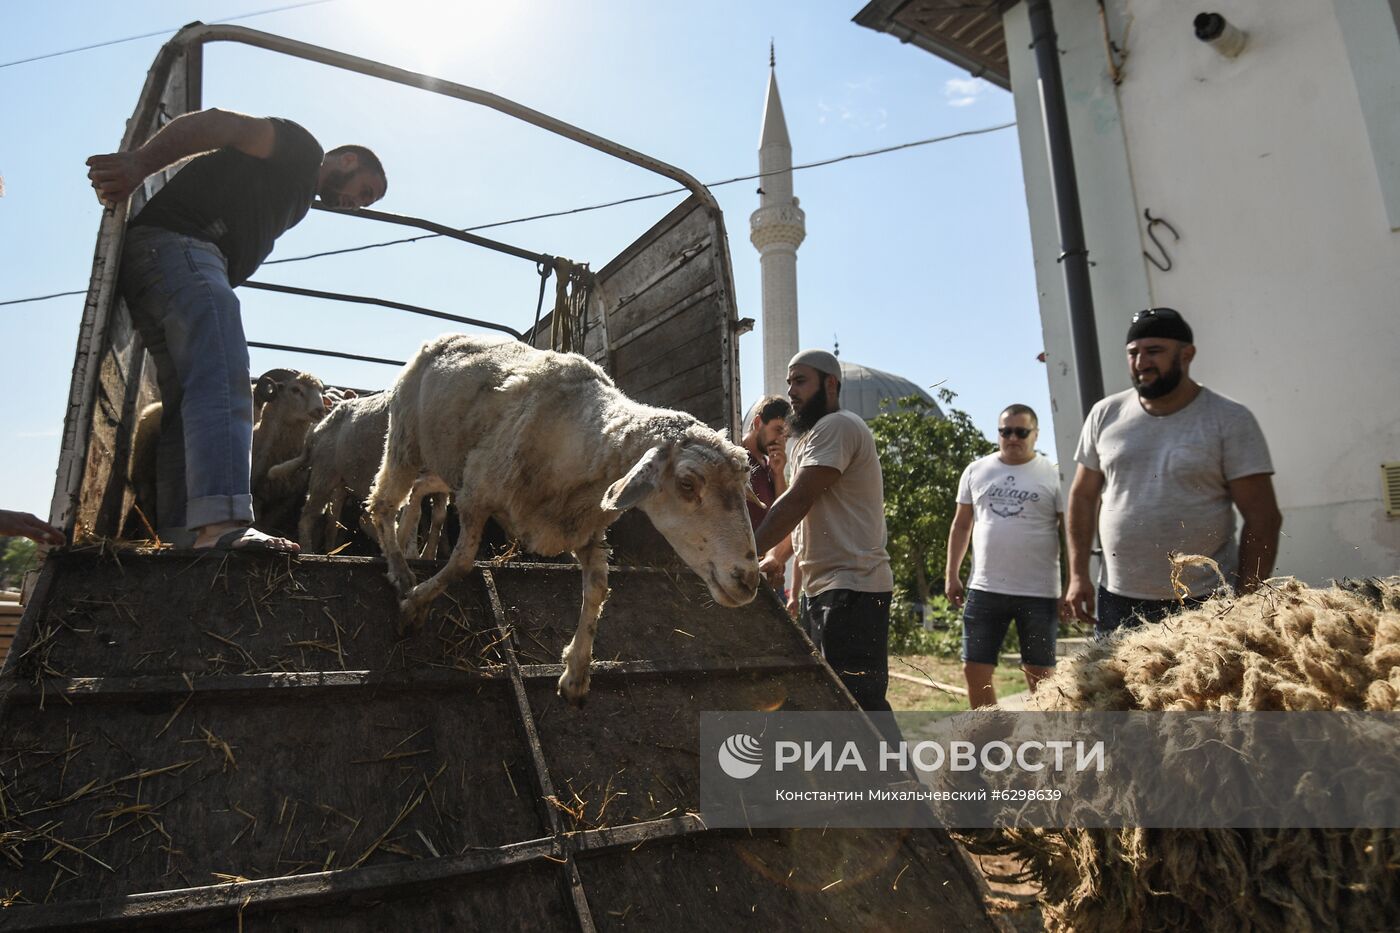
top-left (86, 109), bottom-right (386, 552)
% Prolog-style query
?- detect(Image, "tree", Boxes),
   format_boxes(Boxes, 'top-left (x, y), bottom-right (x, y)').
top-left (870, 390), bottom-right (995, 644)
top-left (0, 536), bottom-right (39, 590)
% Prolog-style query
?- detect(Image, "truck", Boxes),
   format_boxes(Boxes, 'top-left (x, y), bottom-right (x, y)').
top-left (1, 23), bottom-right (998, 930)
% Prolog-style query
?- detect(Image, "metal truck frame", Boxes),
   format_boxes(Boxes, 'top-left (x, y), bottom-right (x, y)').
top-left (50, 21), bottom-right (746, 543)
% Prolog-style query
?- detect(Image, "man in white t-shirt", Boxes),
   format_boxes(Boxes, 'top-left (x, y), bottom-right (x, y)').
top-left (946, 404), bottom-right (1065, 707)
top-left (755, 349), bottom-right (894, 713)
top-left (1065, 307), bottom-right (1281, 640)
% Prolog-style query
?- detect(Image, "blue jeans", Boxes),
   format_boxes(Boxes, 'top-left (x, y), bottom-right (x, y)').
top-left (960, 588), bottom-right (1059, 667)
top-left (121, 226), bottom-right (254, 535)
top-left (1095, 587), bottom-right (1204, 642)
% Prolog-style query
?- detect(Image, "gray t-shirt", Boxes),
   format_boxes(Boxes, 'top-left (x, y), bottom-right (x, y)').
top-left (790, 409), bottom-right (894, 596)
top-left (1074, 387), bottom-right (1273, 599)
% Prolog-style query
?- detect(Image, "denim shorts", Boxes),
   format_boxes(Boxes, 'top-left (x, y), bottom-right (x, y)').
top-left (961, 588), bottom-right (1059, 668)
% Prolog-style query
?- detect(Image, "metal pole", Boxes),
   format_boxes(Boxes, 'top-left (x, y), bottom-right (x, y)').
top-left (310, 203), bottom-right (553, 266)
top-left (241, 281), bottom-right (523, 339)
top-left (1027, 0), bottom-right (1104, 416)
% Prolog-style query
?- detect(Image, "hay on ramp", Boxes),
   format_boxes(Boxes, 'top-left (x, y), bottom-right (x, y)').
top-left (965, 576), bottom-right (1400, 933)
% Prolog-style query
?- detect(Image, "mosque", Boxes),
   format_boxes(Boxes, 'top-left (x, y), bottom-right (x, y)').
top-left (748, 50), bottom-right (942, 422)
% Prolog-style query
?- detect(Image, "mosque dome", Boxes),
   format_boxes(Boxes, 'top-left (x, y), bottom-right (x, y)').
top-left (838, 360), bottom-right (943, 422)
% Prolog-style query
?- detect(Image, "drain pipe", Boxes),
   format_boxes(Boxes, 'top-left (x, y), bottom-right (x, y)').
top-left (1027, 0), bottom-right (1104, 416)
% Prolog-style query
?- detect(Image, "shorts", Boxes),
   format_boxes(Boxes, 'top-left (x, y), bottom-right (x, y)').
top-left (960, 588), bottom-right (1059, 668)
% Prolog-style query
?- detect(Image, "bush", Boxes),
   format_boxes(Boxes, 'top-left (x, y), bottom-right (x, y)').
top-left (0, 537), bottom-right (38, 590)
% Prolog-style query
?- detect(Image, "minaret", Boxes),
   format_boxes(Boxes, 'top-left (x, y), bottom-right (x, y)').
top-left (750, 43), bottom-right (806, 397)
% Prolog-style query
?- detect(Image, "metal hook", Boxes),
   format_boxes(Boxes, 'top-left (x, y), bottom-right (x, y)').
top-left (1143, 208), bottom-right (1179, 272)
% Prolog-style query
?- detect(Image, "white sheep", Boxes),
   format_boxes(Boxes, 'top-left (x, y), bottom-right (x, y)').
top-left (267, 391), bottom-right (450, 555)
top-left (368, 334), bottom-right (760, 704)
top-left (250, 370), bottom-right (327, 534)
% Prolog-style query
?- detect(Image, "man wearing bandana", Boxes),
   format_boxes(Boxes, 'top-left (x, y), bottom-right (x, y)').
top-left (1064, 308), bottom-right (1281, 639)
top-left (755, 349), bottom-right (894, 712)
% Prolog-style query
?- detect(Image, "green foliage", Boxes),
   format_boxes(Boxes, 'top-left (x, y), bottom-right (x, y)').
top-left (0, 537), bottom-right (39, 590)
top-left (871, 391), bottom-right (996, 653)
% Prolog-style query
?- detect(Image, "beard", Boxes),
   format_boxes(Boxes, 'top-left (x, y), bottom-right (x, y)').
top-left (1134, 358), bottom-right (1184, 399)
top-left (786, 381), bottom-right (831, 437)
top-left (318, 167), bottom-right (353, 203)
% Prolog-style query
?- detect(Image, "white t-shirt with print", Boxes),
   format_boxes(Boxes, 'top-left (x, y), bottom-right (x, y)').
top-left (956, 453), bottom-right (1064, 599)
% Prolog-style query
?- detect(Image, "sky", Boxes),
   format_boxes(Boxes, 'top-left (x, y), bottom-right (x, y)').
top-left (0, 0), bottom-right (1046, 520)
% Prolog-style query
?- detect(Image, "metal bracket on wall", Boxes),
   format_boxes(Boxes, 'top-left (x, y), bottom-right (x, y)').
top-left (1143, 209), bottom-right (1180, 272)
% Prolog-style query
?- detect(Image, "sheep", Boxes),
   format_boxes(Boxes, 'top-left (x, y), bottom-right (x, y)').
top-left (367, 334), bottom-right (761, 704)
top-left (266, 391), bottom-right (450, 555)
top-left (249, 370), bottom-right (328, 534)
top-left (129, 369), bottom-right (329, 534)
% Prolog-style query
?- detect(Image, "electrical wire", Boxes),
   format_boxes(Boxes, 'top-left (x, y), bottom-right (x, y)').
top-left (0, 121), bottom-right (1015, 307)
top-left (267, 121), bottom-right (1016, 264)
top-left (0, 0), bottom-right (341, 70)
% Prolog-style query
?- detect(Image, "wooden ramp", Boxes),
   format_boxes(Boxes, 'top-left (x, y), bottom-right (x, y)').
top-left (0, 549), bottom-right (996, 930)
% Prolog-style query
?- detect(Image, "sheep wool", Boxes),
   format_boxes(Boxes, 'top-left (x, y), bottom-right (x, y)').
top-left (967, 576), bottom-right (1400, 932)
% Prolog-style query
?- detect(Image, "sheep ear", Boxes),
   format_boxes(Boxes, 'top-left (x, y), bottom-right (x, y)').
top-left (254, 375), bottom-right (281, 404)
top-left (601, 447), bottom-right (667, 512)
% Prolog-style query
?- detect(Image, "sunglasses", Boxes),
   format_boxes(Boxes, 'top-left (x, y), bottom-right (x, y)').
top-left (998, 427), bottom-right (1034, 439)
top-left (1131, 307), bottom-right (1182, 323)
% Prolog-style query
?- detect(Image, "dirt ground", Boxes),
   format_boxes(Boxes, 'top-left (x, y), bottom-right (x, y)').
top-left (886, 655), bottom-right (1031, 712)
top-left (885, 655), bottom-right (1046, 931)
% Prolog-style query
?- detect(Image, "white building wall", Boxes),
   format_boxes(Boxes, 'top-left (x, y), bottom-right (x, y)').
top-left (1009, 0), bottom-right (1400, 582)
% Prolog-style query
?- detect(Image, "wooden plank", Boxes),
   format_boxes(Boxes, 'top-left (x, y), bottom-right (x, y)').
top-left (611, 295), bottom-right (721, 381)
top-left (632, 360), bottom-right (725, 413)
top-left (4, 668), bottom-right (508, 704)
top-left (607, 282), bottom-right (718, 357)
top-left (619, 340), bottom-right (722, 401)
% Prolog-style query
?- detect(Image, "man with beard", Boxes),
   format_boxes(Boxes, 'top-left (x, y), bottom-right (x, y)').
top-left (1064, 308), bottom-right (1280, 639)
top-left (87, 109), bottom-right (386, 552)
top-left (741, 395), bottom-right (793, 602)
top-left (755, 350), bottom-right (894, 712)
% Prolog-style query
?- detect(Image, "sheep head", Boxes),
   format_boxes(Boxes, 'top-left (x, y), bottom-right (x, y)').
top-left (255, 371), bottom-right (328, 427)
top-left (602, 432), bottom-right (759, 608)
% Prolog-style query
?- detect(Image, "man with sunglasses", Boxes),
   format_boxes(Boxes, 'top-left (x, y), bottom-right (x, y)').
top-left (1064, 308), bottom-right (1281, 639)
top-left (945, 405), bottom-right (1065, 706)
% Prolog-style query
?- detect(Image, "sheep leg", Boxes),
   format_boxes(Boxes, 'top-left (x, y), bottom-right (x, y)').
top-left (398, 495), bottom-right (486, 633)
top-left (399, 494), bottom-right (425, 555)
top-left (368, 462), bottom-right (419, 599)
top-left (357, 509), bottom-right (380, 546)
top-left (298, 467), bottom-right (338, 552)
top-left (421, 493), bottom-right (448, 559)
top-left (558, 537), bottom-right (610, 706)
top-left (322, 486), bottom-right (348, 553)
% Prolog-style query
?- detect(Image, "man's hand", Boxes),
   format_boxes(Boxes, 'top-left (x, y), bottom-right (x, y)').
top-left (945, 575), bottom-right (966, 609)
top-left (766, 439), bottom-right (787, 476)
top-left (759, 553), bottom-right (785, 590)
top-left (0, 510), bottom-right (66, 546)
top-left (86, 152), bottom-right (149, 208)
top-left (1064, 574), bottom-right (1096, 625)
top-left (785, 591), bottom-right (800, 619)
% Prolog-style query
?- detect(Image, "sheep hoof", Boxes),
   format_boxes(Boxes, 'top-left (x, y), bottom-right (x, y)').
top-left (556, 670), bottom-right (590, 707)
top-left (385, 570), bottom-right (416, 601)
top-left (397, 596), bottom-right (430, 633)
